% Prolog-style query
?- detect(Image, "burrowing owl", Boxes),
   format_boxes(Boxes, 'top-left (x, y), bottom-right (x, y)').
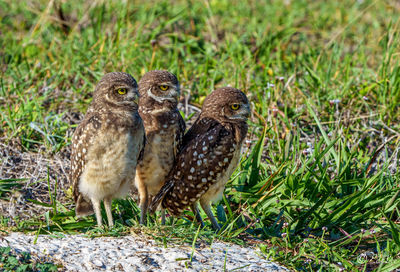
top-left (71, 72), bottom-right (145, 227)
top-left (135, 70), bottom-right (185, 225)
top-left (150, 87), bottom-right (250, 230)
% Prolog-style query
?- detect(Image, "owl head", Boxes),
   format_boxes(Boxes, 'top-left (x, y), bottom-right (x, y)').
top-left (138, 70), bottom-right (180, 109)
top-left (92, 72), bottom-right (139, 111)
top-left (201, 87), bottom-right (250, 123)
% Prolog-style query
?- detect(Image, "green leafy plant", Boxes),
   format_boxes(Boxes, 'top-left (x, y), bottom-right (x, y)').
top-left (0, 246), bottom-right (59, 272)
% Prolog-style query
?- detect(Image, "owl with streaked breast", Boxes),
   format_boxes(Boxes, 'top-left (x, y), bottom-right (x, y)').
top-left (70, 72), bottom-right (145, 227)
top-left (135, 70), bottom-right (185, 225)
top-left (150, 87), bottom-right (250, 230)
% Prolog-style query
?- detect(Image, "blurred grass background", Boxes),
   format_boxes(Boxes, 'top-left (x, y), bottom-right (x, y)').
top-left (1, 0), bottom-right (400, 270)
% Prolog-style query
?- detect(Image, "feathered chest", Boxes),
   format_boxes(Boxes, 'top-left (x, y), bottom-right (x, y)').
top-left (141, 110), bottom-right (184, 154)
top-left (136, 111), bottom-right (184, 195)
top-left (141, 120), bottom-right (181, 164)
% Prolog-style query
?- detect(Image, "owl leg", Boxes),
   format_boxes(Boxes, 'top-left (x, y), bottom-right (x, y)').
top-left (104, 197), bottom-right (114, 227)
top-left (161, 209), bottom-right (166, 225)
top-left (200, 199), bottom-right (220, 231)
top-left (191, 203), bottom-right (204, 228)
top-left (91, 198), bottom-right (103, 227)
top-left (138, 187), bottom-right (149, 225)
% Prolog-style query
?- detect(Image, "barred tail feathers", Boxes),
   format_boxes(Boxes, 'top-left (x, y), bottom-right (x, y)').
top-left (149, 181), bottom-right (175, 213)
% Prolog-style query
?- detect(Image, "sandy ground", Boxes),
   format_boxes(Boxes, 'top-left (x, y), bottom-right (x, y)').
top-left (1, 232), bottom-right (288, 271)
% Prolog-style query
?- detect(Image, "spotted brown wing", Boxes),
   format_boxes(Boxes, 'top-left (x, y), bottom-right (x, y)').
top-left (149, 117), bottom-right (235, 215)
top-left (174, 109), bottom-right (186, 156)
top-left (70, 114), bottom-right (101, 216)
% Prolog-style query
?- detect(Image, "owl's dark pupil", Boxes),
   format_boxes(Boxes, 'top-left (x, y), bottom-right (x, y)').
top-left (160, 85), bottom-right (169, 91)
top-left (117, 88), bottom-right (127, 95)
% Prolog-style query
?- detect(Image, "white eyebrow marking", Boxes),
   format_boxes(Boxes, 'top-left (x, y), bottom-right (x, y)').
top-left (147, 88), bottom-right (175, 103)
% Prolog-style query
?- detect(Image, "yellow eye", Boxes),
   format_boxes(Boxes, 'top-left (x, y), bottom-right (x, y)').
top-left (159, 85), bottom-right (169, 91)
top-left (231, 103), bottom-right (240, 110)
top-left (117, 88), bottom-right (127, 95)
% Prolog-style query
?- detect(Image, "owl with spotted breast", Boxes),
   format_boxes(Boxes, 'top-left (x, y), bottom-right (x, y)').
top-left (70, 72), bottom-right (145, 227)
top-left (150, 87), bottom-right (250, 230)
top-left (135, 70), bottom-right (185, 225)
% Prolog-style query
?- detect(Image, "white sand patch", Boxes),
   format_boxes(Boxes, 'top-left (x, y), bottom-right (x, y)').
top-left (1, 232), bottom-right (287, 271)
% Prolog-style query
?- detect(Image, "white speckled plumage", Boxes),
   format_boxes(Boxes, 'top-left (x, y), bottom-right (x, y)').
top-left (135, 70), bottom-right (185, 225)
top-left (150, 87), bottom-right (250, 230)
top-left (71, 72), bottom-right (145, 227)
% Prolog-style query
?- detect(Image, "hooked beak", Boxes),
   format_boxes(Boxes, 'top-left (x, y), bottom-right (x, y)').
top-left (237, 103), bottom-right (251, 119)
top-left (169, 88), bottom-right (179, 99)
top-left (241, 103), bottom-right (251, 118)
top-left (132, 94), bottom-right (139, 104)
top-left (127, 89), bottom-right (139, 105)
top-left (229, 103), bottom-right (251, 121)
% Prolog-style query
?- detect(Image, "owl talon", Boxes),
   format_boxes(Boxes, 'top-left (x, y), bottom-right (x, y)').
top-left (213, 223), bottom-right (222, 232)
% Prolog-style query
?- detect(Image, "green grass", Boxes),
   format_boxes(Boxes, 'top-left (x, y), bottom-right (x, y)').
top-left (1, 0), bottom-right (400, 271)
